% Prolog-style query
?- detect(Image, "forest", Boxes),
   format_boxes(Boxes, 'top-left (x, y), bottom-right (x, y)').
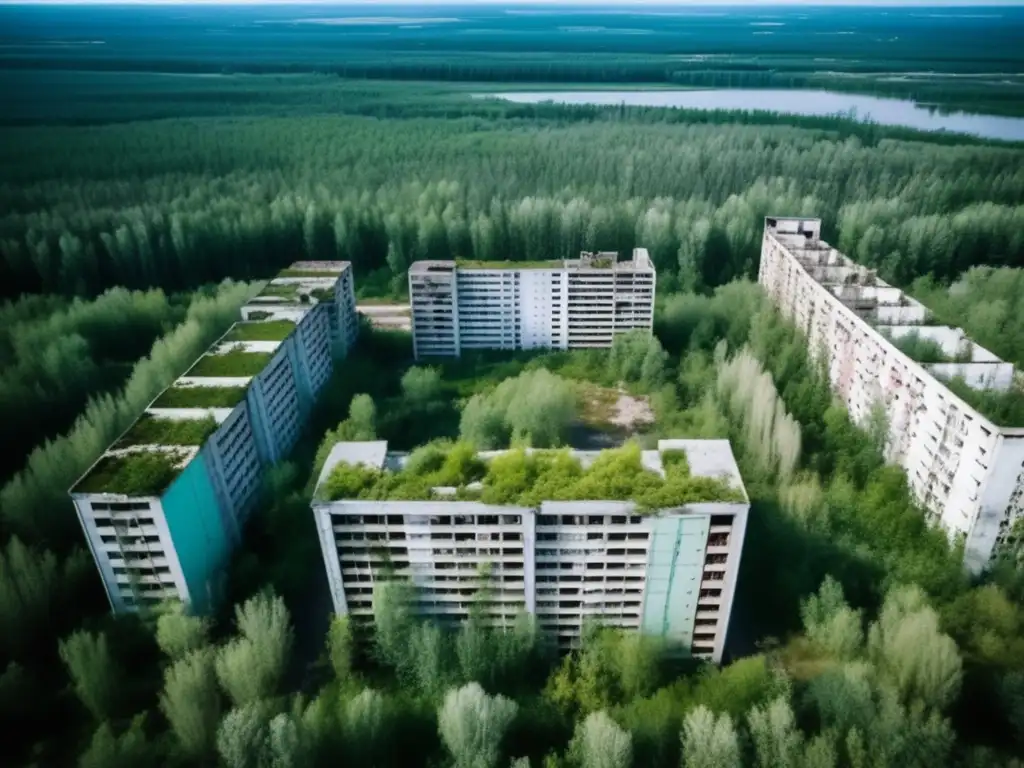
top-left (2, 4), bottom-right (1024, 764)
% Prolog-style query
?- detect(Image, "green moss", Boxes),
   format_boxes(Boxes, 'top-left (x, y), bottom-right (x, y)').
top-left (319, 440), bottom-right (741, 508)
top-left (187, 346), bottom-right (273, 377)
top-left (75, 450), bottom-right (187, 496)
top-left (276, 269), bottom-right (341, 278)
top-left (223, 320), bottom-right (296, 342)
top-left (152, 385), bottom-right (248, 409)
top-left (257, 283), bottom-right (301, 299)
top-left (310, 288), bottom-right (335, 303)
top-left (456, 259), bottom-right (564, 270)
top-left (247, 311), bottom-right (273, 321)
top-left (117, 414), bottom-right (218, 448)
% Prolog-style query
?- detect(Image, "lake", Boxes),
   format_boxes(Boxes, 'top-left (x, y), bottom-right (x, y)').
top-left (484, 89), bottom-right (1024, 142)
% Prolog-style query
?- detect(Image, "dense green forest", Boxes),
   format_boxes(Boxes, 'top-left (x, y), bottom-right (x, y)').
top-left (3, 4), bottom-right (1023, 115)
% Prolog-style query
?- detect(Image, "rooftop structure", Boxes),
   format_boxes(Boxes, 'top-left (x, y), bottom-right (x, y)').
top-left (409, 250), bottom-right (655, 359)
top-left (70, 261), bottom-right (359, 614)
top-left (760, 218), bottom-right (1024, 571)
top-left (311, 439), bottom-right (749, 662)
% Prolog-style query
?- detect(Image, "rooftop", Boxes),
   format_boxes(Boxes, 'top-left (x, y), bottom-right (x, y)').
top-left (71, 260), bottom-right (349, 497)
top-left (313, 438), bottom-right (746, 508)
top-left (766, 217), bottom-right (1021, 426)
top-left (412, 248), bottom-right (654, 274)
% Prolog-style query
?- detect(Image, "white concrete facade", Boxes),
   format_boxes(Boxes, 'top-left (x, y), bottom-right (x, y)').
top-left (759, 218), bottom-right (1024, 571)
top-left (71, 262), bottom-right (360, 614)
top-left (409, 250), bottom-right (656, 359)
top-left (311, 439), bottom-right (748, 663)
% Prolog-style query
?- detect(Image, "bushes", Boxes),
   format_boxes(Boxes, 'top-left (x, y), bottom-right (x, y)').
top-left (319, 440), bottom-right (741, 507)
top-left (74, 449), bottom-right (186, 496)
top-left (460, 369), bottom-right (576, 449)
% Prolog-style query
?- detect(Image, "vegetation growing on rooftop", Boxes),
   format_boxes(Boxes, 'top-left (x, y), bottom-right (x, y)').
top-left (187, 347), bottom-right (273, 377)
top-left (319, 440), bottom-right (741, 507)
top-left (310, 288), bottom-right (335, 303)
top-left (885, 330), bottom-right (961, 364)
top-left (116, 414), bottom-right (218, 448)
top-left (151, 385), bottom-right (248, 409)
top-left (222, 320), bottom-right (295, 342)
top-left (256, 283), bottom-right (301, 300)
top-left (246, 311), bottom-right (272, 321)
top-left (275, 269), bottom-right (340, 278)
top-left (75, 450), bottom-right (187, 496)
top-left (939, 376), bottom-right (1024, 427)
top-left (455, 259), bottom-right (564, 270)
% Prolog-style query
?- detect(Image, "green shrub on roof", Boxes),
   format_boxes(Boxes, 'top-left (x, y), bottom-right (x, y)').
top-left (117, 415), bottom-right (218, 447)
top-left (152, 386), bottom-right (248, 409)
top-left (320, 440), bottom-right (741, 508)
top-left (188, 347), bottom-right (273, 377)
top-left (76, 450), bottom-right (187, 496)
top-left (223, 320), bottom-right (295, 342)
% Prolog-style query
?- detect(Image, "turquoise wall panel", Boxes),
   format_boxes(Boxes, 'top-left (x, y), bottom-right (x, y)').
top-left (162, 448), bottom-right (230, 614)
top-left (641, 515), bottom-right (710, 648)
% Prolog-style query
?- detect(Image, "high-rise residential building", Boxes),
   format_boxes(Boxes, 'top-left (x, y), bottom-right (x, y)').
top-left (70, 261), bottom-right (358, 614)
top-left (409, 250), bottom-right (656, 359)
top-left (311, 439), bottom-right (748, 662)
top-left (760, 217), bottom-right (1024, 571)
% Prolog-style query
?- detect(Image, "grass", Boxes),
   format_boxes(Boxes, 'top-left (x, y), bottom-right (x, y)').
top-left (75, 449), bottom-right (188, 496)
top-left (116, 414), bottom-right (218, 448)
top-left (319, 440), bottom-right (742, 507)
top-left (247, 311), bottom-right (273, 321)
top-left (257, 283), bottom-right (302, 299)
top-left (575, 381), bottom-right (621, 429)
top-left (456, 259), bottom-right (565, 270)
top-left (276, 269), bottom-right (342, 278)
top-left (310, 288), bottom-right (335, 303)
top-left (187, 347), bottom-right (273, 377)
top-left (223, 320), bottom-right (296, 342)
top-left (152, 385), bottom-right (249, 409)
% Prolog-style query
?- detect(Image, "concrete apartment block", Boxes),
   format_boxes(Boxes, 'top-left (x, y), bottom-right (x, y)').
top-left (409, 250), bottom-right (656, 359)
top-left (311, 439), bottom-right (749, 663)
top-left (759, 217), bottom-right (1024, 571)
top-left (70, 262), bottom-right (359, 614)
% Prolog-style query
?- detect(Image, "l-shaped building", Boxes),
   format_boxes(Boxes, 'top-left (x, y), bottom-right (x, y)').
top-left (760, 217), bottom-right (1024, 571)
top-left (70, 261), bottom-right (358, 613)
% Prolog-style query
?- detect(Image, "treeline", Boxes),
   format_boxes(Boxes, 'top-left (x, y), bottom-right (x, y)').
top-left (0, 287), bottom-right (189, 483)
top-left (2, 111), bottom-right (1023, 301)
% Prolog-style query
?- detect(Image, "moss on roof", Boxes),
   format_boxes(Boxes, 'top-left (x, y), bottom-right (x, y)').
top-left (276, 268), bottom-right (342, 278)
top-left (187, 347), bottom-right (273, 377)
top-left (456, 259), bottom-right (564, 270)
top-left (75, 450), bottom-right (188, 496)
top-left (116, 414), bottom-right (218, 448)
top-left (152, 385), bottom-right (248, 409)
top-left (223, 320), bottom-right (296, 342)
top-left (319, 441), bottom-right (742, 508)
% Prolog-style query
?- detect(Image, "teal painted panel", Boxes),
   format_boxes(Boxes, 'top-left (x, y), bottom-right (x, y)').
top-left (162, 448), bottom-right (230, 614)
top-left (640, 515), bottom-right (710, 647)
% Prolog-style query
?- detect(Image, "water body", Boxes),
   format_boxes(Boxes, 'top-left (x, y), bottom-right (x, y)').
top-left (486, 89), bottom-right (1024, 142)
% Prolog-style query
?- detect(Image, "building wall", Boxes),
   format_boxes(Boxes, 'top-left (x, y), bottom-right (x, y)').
top-left (71, 495), bottom-right (187, 612)
top-left (759, 218), bottom-right (1024, 571)
top-left (409, 258), bottom-right (655, 360)
top-left (161, 448), bottom-right (230, 614)
top-left (313, 496), bottom-right (747, 662)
